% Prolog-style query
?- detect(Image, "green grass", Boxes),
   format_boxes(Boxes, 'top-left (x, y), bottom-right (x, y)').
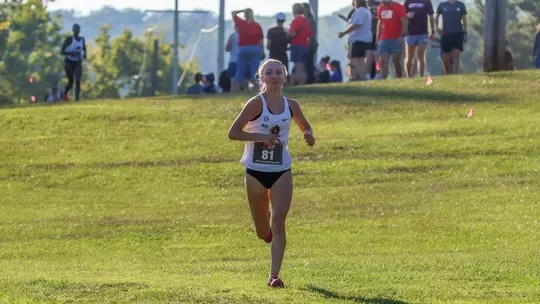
top-left (1, 71), bottom-right (540, 303)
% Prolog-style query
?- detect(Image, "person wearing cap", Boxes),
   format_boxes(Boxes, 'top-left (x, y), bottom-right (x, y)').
top-left (267, 13), bottom-right (290, 77)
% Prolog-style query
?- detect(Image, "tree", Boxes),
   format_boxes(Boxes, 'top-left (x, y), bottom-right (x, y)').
top-left (0, 0), bottom-right (64, 104)
top-left (81, 24), bottom-right (120, 99)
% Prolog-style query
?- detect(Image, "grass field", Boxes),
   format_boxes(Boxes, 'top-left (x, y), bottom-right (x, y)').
top-left (1, 71), bottom-right (540, 303)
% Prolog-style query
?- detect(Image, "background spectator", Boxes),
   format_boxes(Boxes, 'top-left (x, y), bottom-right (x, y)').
top-left (289, 3), bottom-right (313, 86)
top-left (436, 0), bottom-right (468, 75)
top-left (232, 8), bottom-right (264, 91)
top-left (267, 13), bottom-right (290, 76)
top-left (377, 0), bottom-right (408, 79)
top-left (225, 25), bottom-right (240, 91)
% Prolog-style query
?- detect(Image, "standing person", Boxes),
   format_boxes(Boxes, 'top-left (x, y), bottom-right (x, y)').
top-left (404, 0), bottom-right (435, 77)
top-left (232, 8), bottom-right (264, 90)
top-left (367, 0), bottom-right (382, 79)
top-left (267, 13), bottom-right (290, 76)
top-left (225, 25), bottom-right (240, 92)
top-left (228, 59), bottom-right (315, 288)
top-left (377, 0), bottom-right (408, 79)
top-left (533, 24), bottom-right (540, 69)
top-left (60, 23), bottom-right (86, 101)
top-left (289, 3), bottom-right (313, 86)
top-left (338, 0), bottom-right (373, 81)
top-left (302, 3), bottom-right (318, 84)
top-left (435, 0), bottom-right (467, 75)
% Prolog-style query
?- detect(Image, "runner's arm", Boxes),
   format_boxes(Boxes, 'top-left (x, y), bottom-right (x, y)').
top-left (462, 15), bottom-right (468, 33)
top-left (429, 14), bottom-right (435, 35)
top-left (82, 37), bottom-right (87, 59)
top-left (229, 97), bottom-right (269, 142)
top-left (289, 99), bottom-right (315, 146)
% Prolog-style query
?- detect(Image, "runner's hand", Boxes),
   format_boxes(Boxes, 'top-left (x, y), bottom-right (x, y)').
top-left (304, 133), bottom-right (315, 146)
top-left (263, 134), bottom-right (280, 146)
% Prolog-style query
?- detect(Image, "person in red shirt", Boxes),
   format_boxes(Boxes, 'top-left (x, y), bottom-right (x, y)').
top-left (377, 0), bottom-right (408, 79)
top-left (232, 8), bottom-right (264, 91)
top-left (289, 3), bottom-right (313, 85)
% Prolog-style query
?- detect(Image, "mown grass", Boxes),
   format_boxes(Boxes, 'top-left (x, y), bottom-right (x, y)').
top-left (1, 71), bottom-right (540, 303)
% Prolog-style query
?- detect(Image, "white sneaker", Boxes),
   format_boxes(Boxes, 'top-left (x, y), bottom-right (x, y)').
top-left (374, 74), bottom-right (381, 80)
top-left (365, 73), bottom-right (372, 80)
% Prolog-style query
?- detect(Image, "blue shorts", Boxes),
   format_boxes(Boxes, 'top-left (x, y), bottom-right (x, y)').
top-left (535, 56), bottom-right (540, 69)
top-left (290, 45), bottom-right (309, 64)
top-left (237, 45), bottom-right (263, 83)
top-left (405, 34), bottom-right (429, 46)
top-left (378, 39), bottom-right (403, 55)
top-left (228, 62), bottom-right (237, 78)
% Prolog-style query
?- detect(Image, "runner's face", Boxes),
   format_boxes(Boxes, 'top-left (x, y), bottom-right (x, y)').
top-left (382, 0), bottom-right (392, 5)
top-left (73, 25), bottom-right (80, 35)
top-left (262, 62), bottom-right (286, 91)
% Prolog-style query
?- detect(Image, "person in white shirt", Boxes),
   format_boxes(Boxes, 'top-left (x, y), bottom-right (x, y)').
top-left (338, 0), bottom-right (373, 80)
top-left (228, 59), bottom-right (315, 288)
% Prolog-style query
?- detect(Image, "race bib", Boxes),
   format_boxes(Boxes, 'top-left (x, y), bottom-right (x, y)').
top-left (253, 142), bottom-right (283, 165)
top-left (381, 10), bottom-right (393, 19)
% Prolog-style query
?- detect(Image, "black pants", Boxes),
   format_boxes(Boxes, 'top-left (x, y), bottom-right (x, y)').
top-left (64, 59), bottom-right (82, 100)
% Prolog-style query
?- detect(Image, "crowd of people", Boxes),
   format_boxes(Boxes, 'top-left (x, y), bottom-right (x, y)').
top-left (187, 0), bottom-right (540, 96)
top-left (49, 1), bottom-right (540, 100)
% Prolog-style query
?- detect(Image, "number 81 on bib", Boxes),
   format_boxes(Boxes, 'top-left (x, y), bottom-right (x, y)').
top-left (253, 142), bottom-right (283, 165)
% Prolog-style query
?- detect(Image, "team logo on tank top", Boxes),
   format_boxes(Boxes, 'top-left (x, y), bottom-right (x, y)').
top-left (253, 124), bottom-right (283, 165)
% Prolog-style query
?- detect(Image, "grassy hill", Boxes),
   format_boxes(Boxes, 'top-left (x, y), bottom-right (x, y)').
top-left (1, 71), bottom-right (540, 303)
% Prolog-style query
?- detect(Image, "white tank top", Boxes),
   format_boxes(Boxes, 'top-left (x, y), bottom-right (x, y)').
top-left (230, 32), bottom-right (239, 63)
top-left (241, 94), bottom-right (293, 172)
top-left (65, 36), bottom-right (84, 62)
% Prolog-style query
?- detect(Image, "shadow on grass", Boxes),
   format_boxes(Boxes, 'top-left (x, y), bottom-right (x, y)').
top-left (288, 85), bottom-right (499, 104)
top-left (307, 285), bottom-right (408, 304)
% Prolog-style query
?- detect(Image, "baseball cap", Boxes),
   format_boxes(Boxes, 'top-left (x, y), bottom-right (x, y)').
top-left (276, 12), bottom-right (286, 21)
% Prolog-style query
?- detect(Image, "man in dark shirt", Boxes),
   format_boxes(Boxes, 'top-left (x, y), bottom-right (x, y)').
top-left (267, 13), bottom-right (289, 75)
top-left (435, 0), bottom-right (467, 74)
